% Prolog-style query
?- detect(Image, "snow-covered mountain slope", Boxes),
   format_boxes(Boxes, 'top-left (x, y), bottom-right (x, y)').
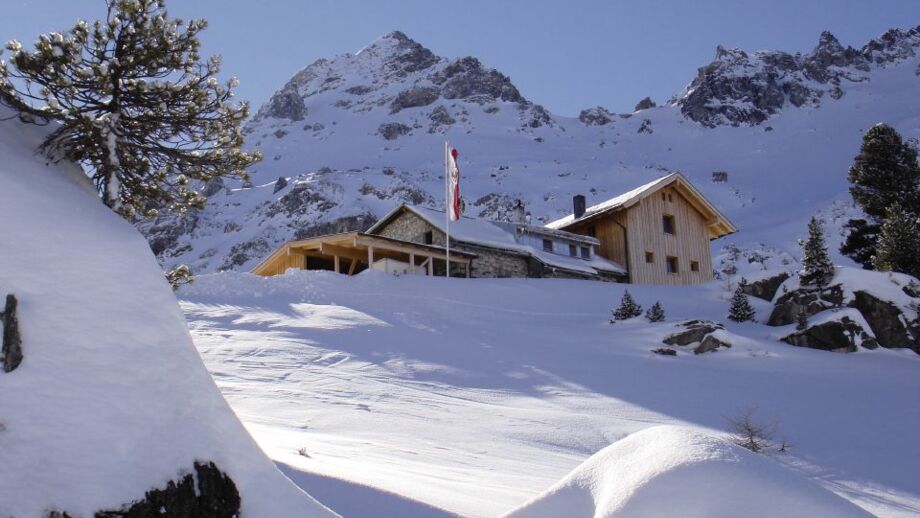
top-left (181, 270), bottom-right (920, 518)
top-left (0, 113), bottom-right (337, 517)
top-left (501, 425), bottom-right (871, 518)
top-left (144, 27), bottom-right (920, 275)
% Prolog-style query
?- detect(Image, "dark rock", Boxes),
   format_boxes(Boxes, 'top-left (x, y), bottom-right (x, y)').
top-left (637, 119), bottom-right (653, 134)
top-left (781, 315), bottom-right (865, 353)
top-left (525, 105), bottom-right (553, 128)
top-left (2, 294), bottom-right (23, 373)
top-left (219, 238), bottom-right (271, 271)
top-left (431, 56), bottom-right (524, 103)
top-left (578, 106), bottom-right (614, 126)
top-left (663, 320), bottom-right (725, 346)
top-left (378, 122), bottom-right (413, 140)
top-left (850, 290), bottom-right (918, 352)
top-left (293, 214), bottom-right (379, 240)
top-left (344, 85), bottom-right (374, 96)
top-left (201, 177), bottom-right (224, 198)
top-left (634, 97), bottom-right (657, 111)
top-left (428, 105), bottom-right (455, 132)
top-left (376, 31), bottom-right (439, 77)
top-left (273, 176), bottom-right (288, 194)
top-left (902, 281), bottom-right (920, 298)
top-left (768, 285), bottom-right (844, 326)
top-left (742, 272), bottom-right (790, 301)
top-left (255, 83), bottom-right (305, 122)
top-left (694, 334), bottom-right (731, 354)
top-left (652, 348), bottom-right (677, 356)
top-left (390, 86), bottom-right (440, 113)
top-left (265, 184), bottom-right (337, 218)
top-left (94, 461), bottom-right (240, 518)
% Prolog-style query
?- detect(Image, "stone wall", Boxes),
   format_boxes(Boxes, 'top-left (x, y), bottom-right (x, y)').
top-left (374, 210), bottom-right (446, 245)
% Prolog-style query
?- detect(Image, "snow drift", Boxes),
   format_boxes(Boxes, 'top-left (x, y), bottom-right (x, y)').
top-left (501, 425), bottom-right (872, 518)
top-left (0, 113), bottom-right (337, 516)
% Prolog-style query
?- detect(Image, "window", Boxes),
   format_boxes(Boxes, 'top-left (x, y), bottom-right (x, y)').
top-left (587, 225), bottom-right (596, 238)
top-left (645, 251), bottom-right (655, 263)
top-left (690, 260), bottom-right (700, 272)
top-left (569, 244), bottom-right (577, 257)
top-left (661, 193), bottom-right (666, 201)
top-left (666, 256), bottom-right (679, 274)
top-left (668, 193), bottom-right (674, 202)
top-left (580, 246), bottom-right (590, 259)
top-left (663, 214), bottom-right (675, 235)
top-left (542, 239), bottom-right (553, 252)
top-left (423, 231), bottom-right (433, 244)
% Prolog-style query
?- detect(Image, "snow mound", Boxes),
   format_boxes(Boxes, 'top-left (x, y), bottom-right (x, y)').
top-left (501, 425), bottom-right (872, 518)
top-left (0, 113), bottom-right (337, 516)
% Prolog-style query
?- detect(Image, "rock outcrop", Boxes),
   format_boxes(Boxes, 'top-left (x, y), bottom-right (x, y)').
top-left (742, 272), bottom-right (790, 301)
top-left (781, 314), bottom-right (876, 353)
top-left (2, 293), bottom-right (22, 372)
top-left (662, 320), bottom-right (730, 353)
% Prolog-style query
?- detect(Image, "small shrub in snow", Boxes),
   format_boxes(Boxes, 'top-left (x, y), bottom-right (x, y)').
top-left (297, 447), bottom-right (311, 458)
top-left (611, 290), bottom-right (643, 322)
top-left (645, 301), bottom-right (665, 322)
top-left (727, 406), bottom-right (777, 454)
top-left (728, 279), bottom-right (755, 323)
top-left (165, 264), bottom-right (194, 291)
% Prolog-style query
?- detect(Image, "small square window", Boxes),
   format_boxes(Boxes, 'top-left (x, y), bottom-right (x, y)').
top-left (666, 256), bottom-right (679, 274)
top-left (580, 246), bottom-right (590, 259)
top-left (645, 251), bottom-right (654, 263)
top-left (690, 260), bottom-right (700, 272)
top-left (569, 244), bottom-right (577, 257)
top-left (587, 225), bottom-right (597, 238)
top-left (542, 239), bottom-right (553, 252)
top-left (663, 215), bottom-right (675, 235)
top-left (424, 231), bottom-right (433, 244)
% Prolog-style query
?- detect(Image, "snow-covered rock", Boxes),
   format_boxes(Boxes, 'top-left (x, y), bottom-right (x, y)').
top-left (501, 425), bottom-right (872, 518)
top-left (0, 112), bottom-right (337, 516)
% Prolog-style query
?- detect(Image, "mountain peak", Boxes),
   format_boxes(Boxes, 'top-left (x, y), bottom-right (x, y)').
top-left (815, 30), bottom-right (844, 54)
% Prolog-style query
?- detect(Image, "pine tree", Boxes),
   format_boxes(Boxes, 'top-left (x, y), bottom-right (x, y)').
top-left (728, 279), bottom-right (755, 323)
top-left (611, 290), bottom-right (643, 321)
top-left (645, 301), bottom-right (665, 322)
top-left (873, 204), bottom-right (920, 278)
top-left (0, 0), bottom-right (260, 219)
top-left (842, 124), bottom-right (920, 267)
top-left (799, 217), bottom-right (834, 288)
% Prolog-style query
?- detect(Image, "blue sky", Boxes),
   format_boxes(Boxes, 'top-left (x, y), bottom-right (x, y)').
top-left (2, 1), bottom-right (918, 115)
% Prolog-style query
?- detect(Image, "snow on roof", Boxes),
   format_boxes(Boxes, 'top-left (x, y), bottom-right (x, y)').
top-left (501, 425), bottom-right (872, 518)
top-left (370, 205), bottom-right (625, 276)
top-left (545, 173), bottom-right (678, 230)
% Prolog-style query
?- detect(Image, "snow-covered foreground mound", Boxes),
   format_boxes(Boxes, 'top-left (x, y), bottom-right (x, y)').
top-left (181, 270), bottom-right (920, 518)
top-left (502, 425), bottom-right (871, 518)
top-left (0, 116), bottom-right (337, 516)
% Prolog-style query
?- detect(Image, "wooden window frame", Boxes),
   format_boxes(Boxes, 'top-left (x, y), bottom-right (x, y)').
top-left (580, 246), bottom-right (590, 259)
top-left (663, 214), bottom-right (676, 235)
top-left (666, 256), bottom-right (679, 275)
top-left (690, 260), bottom-right (700, 272)
top-left (645, 251), bottom-right (655, 263)
top-left (569, 243), bottom-right (577, 257)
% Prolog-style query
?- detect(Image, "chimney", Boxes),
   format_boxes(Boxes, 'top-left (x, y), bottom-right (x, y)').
top-left (573, 195), bottom-right (586, 219)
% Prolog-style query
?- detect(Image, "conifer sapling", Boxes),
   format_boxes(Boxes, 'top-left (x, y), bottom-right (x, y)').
top-left (0, 0), bottom-right (261, 219)
top-left (799, 217), bottom-right (834, 288)
top-left (645, 301), bottom-right (665, 322)
top-left (728, 278), bottom-right (755, 323)
top-left (611, 290), bottom-right (643, 322)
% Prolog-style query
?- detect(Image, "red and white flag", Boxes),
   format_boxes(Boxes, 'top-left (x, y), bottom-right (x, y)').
top-left (446, 144), bottom-right (461, 221)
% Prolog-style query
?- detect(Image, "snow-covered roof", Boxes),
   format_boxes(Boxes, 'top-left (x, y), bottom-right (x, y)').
top-left (368, 205), bottom-right (625, 276)
top-left (545, 172), bottom-right (737, 239)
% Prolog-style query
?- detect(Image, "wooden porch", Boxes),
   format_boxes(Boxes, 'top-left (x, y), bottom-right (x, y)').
top-left (251, 232), bottom-right (475, 278)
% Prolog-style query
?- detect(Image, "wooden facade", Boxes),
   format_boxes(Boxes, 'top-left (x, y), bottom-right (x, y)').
top-left (251, 231), bottom-right (475, 278)
top-left (549, 173), bottom-right (736, 285)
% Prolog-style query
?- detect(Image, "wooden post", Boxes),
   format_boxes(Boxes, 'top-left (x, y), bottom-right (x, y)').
top-left (466, 261), bottom-right (470, 278)
top-left (333, 255), bottom-right (340, 274)
top-left (409, 253), bottom-right (415, 275)
top-left (427, 257), bottom-right (433, 276)
top-left (348, 258), bottom-right (357, 275)
top-left (367, 246), bottom-right (375, 269)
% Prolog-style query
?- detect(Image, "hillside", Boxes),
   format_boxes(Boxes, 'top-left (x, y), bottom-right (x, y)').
top-left (181, 270), bottom-right (920, 517)
top-left (143, 27), bottom-right (920, 276)
top-left (0, 112), bottom-right (337, 517)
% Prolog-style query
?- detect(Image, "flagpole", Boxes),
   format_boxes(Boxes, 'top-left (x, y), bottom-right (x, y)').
top-left (445, 140), bottom-right (451, 278)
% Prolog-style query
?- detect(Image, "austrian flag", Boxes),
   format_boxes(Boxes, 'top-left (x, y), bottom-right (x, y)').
top-left (446, 144), bottom-right (461, 221)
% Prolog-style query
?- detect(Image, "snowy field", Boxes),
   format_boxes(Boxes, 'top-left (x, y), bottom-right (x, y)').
top-left (181, 270), bottom-right (920, 517)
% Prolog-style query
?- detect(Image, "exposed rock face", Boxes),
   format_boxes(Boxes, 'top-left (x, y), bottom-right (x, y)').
top-left (254, 83), bottom-right (306, 122)
top-left (676, 27), bottom-right (920, 126)
top-left (219, 238), bottom-right (271, 272)
top-left (851, 290), bottom-right (918, 352)
top-left (652, 347), bottom-right (677, 356)
top-left (634, 97), bottom-right (657, 111)
top-left (663, 320), bottom-right (725, 346)
top-left (2, 294), bottom-right (22, 372)
top-left (378, 122), bottom-right (413, 140)
top-left (201, 177), bottom-right (224, 198)
top-left (578, 106), bottom-right (614, 126)
top-left (743, 272), bottom-right (790, 301)
top-left (694, 334), bottom-right (731, 354)
top-left (768, 285), bottom-right (844, 326)
top-left (273, 176), bottom-right (288, 194)
top-left (390, 86), bottom-right (440, 113)
top-left (428, 105), bottom-right (456, 132)
top-left (781, 315), bottom-right (868, 353)
top-left (94, 461), bottom-right (240, 518)
top-left (431, 56), bottom-right (523, 103)
top-left (293, 214), bottom-right (378, 240)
